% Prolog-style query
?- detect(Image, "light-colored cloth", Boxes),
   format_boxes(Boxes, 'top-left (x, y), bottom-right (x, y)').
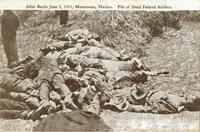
top-left (107, 71), bottom-right (135, 87)
top-left (62, 54), bottom-right (104, 69)
top-left (102, 58), bottom-right (142, 72)
top-left (103, 87), bottom-right (136, 111)
top-left (80, 46), bottom-right (118, 61)
top-left (8, 92), bottom-right (40, 108)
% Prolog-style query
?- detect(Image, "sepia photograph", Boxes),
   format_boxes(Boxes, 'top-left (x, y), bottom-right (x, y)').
top-left (0, 10), bottom-right (200, 131)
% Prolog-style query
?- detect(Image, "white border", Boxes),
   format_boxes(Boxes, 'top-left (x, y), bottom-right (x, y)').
top-left (0, 0), bottom-right (199, 11)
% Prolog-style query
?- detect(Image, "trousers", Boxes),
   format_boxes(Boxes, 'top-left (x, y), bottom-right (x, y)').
top-left (2, 36), bottom-right (18, 65)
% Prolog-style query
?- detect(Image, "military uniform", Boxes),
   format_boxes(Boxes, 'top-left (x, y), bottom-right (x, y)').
top-left (31, 57), bottom-right (71, 101)
top-left (80, 46), bottom-right (119, 61)
top-left (106, 70), bottom-right (162, 88)
top-left (141, 90), bottom-right (186, 114)
top-left (24, 56), bottom-right (78, 120)
top-left (128, 85), bottom-right (200, 114)
top-left (101, 57), bottom-right (145, 72)
top-left (60, 46), bottom-right (119, 61)
top-left (0, 73), bottom-right (40, 108)
top-left (59, 54), bottom-right (104, 70)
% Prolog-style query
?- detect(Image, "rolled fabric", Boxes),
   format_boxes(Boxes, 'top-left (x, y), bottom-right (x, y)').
top-left (0, 87), bottom-right (8, 98)
top-left (0, 98), bottom-right (29, 110)
top-left (0, 109), bottom-right (22, 119)
top-left (0, 73), bottom-right (21, 91)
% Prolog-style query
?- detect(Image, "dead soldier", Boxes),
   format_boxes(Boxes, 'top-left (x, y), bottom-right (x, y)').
top-left (57, 53), bottom-right (148, 73)
top-left (127, 84), bottom-right (200, 114)
top-left (57, 53), bottom-right (104, 70)
top-left (84, 84), bottom-right (200, 114)
top-left (60, 45), bottom-right (119, 61)
top-left (0, 73), bottom-right (41, 119)
top-left (0, 73), bottom-right (40, 109)
top-left (107, 70), bottom-right (169, 88)
top-left (102, 57), bottom-right (149, 72)
top-left (73, 67), bottom-right (110, 110)
top-left (22, 54), bottom-right (78, 120)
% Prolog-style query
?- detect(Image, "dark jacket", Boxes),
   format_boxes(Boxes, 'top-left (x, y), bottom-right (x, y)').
top-left (1, 10), bottom-right (19, 38)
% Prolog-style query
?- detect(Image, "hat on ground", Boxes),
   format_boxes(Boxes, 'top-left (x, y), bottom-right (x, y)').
top-left (103, 97), bottom-right (129, 111)
top-left (131, 84), bottom-right (148, 100)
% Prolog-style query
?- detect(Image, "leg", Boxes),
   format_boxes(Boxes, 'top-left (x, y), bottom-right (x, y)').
top-left (86, 92), bottom-right (110, 115)
top-left (53, 73), bottom-right (78, 110)
top-left (86, 92), bottom-right (101, 115)
top-left (26, 97), bottom-right (40, 109)
top-left (9, 36), bottom-right (18, 64)
top-left (2, 38), bottom-right (12, 66)
top-left (15, 78), bottom-right (38, 94)
top-left (8, 92), bottom-right (29, 101)
top-left (31, 81), bottom-right (51, 120)
top-left (53, 73), bottom-right (71, 98)
top-left (39, 81), bottom-right (50, 105)
top-left (8, 92), bottom-right (40, 109)
top-left (59, 11), bottom-right (68, 25)
top-left (64, 10), bottom-right (69, 25)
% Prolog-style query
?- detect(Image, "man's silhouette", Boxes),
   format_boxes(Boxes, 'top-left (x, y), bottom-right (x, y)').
top-left (1, 10), bottom-right (19, 68)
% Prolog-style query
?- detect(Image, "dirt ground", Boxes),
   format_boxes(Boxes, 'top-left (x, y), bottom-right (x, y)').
top-left (0, 14), bottom-right (200, 131)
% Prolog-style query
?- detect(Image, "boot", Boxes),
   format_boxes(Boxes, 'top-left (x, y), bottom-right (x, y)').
top-left (86, 92), bottom-right (102, 115)
top-left (64, 95), bottom-right (79, 110)
top-left (31, 101), bottom-right (50, 121)
top-left (19, 109), bottom-right (34, 119)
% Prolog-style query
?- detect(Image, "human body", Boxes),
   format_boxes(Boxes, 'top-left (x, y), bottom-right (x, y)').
top-left (1, 10), bottom-right (19, 68)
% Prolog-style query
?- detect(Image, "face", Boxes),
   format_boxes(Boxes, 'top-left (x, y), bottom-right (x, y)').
top-left (130, 58), bottom-right (142, 71)
top-left (59, 63), bottom-right (69, 72)
top-left (57, 51), bottom-right (69, 64)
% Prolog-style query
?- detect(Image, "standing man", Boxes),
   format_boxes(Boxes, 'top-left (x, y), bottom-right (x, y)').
top-left (1, 10), bottom-right (19, 68)
top-left (59, 11), bottom-right (69, 27)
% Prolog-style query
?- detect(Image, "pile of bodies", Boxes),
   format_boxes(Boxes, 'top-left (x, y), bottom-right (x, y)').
top-left (0, 29), bottom-right (200, 120)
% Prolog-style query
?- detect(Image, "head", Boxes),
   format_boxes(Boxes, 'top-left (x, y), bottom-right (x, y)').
top-left (57, 51), bottom-right (67, 64)
top-left (131, 58), bottom-right (143, 70)
top-left (57, 51), bottom-right (70, 71)
top-left (92, 33), bottom-right (101, 42)
top-left (130, 58), bottom-right (150, 71)
top-left (75, 64), bottom-right (84, 77)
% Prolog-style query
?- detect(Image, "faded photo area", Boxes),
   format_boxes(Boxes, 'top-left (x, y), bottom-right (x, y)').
top-left (0, 10), bottom-right (200, 131)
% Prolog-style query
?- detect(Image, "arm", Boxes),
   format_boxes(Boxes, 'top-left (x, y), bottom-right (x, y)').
top-left (9, 51), bottom-right (45, 76)
top-left (127, 104), bottom-right (146, 112)
top-left (142, 70), bottom-right (169, 76)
